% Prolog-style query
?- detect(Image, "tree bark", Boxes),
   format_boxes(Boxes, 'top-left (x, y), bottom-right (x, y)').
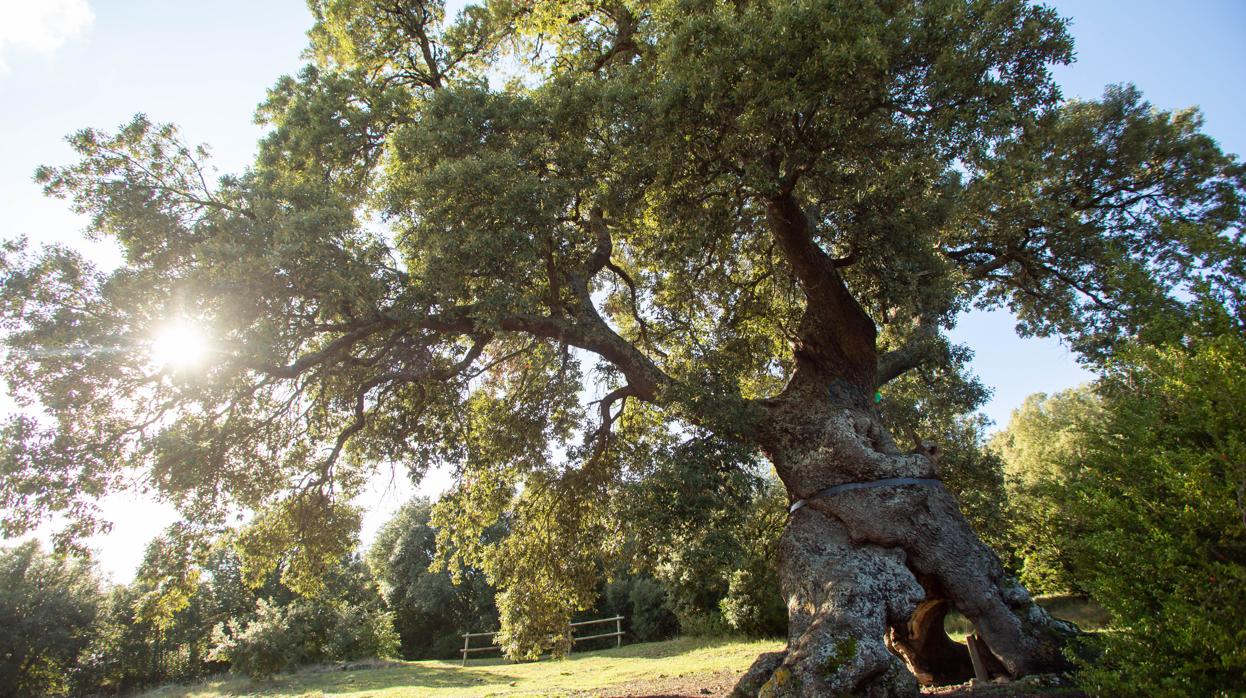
top-left (734, 389), bottom-right (1076, 697)
top-left (722, 190), bottom-right (1077, 696)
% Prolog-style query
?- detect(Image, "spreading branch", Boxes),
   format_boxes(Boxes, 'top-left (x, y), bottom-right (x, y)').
top-left (876, 323), bottom-right (941, 388)
top-left (765, 192), bottom-right (878, 389)
top-left (585, 384), bottom-right (637, 464)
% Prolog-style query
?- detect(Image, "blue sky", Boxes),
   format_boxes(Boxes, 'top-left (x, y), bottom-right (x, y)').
top-left (1, 1), bottom-right (1243, 581)
top-left (950, 0), bottom-right (1246, 425)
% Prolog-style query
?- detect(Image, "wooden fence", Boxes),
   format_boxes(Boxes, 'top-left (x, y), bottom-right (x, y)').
top-left (460, 615), bottom-right (625, 666)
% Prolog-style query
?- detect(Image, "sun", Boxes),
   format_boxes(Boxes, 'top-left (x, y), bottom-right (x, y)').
top-left (149, 320), bottom-right (210, 370)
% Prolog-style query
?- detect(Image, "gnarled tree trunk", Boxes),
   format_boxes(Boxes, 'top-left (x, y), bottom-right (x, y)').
top-left (733, 380), bottom-right (1075, 697)
top-left (725, 193), bottom-right (1076, 697)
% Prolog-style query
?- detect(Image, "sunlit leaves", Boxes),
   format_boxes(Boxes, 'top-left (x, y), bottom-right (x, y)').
top-left (232, 493), bottom-right (363, 597)
top-left (256, 65), bottom-right (412, 206)
top-left (996, 323), bottom-right (1246, 694)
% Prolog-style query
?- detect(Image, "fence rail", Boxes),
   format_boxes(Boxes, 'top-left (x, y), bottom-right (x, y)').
top-left (460, 615), bottom-right (625, 666)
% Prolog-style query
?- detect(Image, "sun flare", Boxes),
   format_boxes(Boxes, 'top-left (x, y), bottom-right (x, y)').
top-left (149, 320), bottom-right (210, 370)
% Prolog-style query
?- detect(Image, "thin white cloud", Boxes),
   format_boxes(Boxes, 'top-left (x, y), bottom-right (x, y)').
top-left (0, 0), bottom-right (94, 73)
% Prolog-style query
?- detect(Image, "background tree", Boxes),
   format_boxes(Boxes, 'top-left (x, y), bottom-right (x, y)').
top-left (990, 307), bottom-right (1246, 696)
top-left (2, 0), bottom-right (1244, 694)
top-left (0, 542), bottom-right (105, 698)
top-left (988, 386), bottom-right (1102, 593)
top-left (367, 498), bottom-right (497, 659)
top-left (208, 593), bottom-right (398, 679)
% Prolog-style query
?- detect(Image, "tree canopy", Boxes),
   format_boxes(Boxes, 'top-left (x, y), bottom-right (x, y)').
top-left (2, 0), bottom-right (1244, 661)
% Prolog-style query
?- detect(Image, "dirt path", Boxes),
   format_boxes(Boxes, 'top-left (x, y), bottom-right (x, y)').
top-left (569, 669), bottom-right (740, 697)
top-left (574, 672), bottom-right (1087, 698)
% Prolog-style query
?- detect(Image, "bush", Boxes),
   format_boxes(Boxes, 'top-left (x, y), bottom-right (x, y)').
top-left (676, 610), bottom-right (732, 638)
top-left (210, 600), bottom-right (294, 679)
top-left (603, 575), bottom-right (678, 643)
top-left (1062, 332), bottom-right (1246, 696)
top-left (720, 563), bottom-right (786, 637)
top-left (613, 442), bottom-right (792, 638)
top-left (997, 319), bottom-right (1246, 696)
top-left (328, 604), bottom-right (400, 661)
top-left (210, 598), bottom-right (398, 679)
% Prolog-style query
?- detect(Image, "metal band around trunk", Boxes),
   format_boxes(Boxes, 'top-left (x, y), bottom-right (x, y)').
top-left (789, 477), bottom-right (944, 513)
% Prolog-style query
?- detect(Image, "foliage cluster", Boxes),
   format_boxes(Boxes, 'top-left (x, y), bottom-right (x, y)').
top-left (0, 542), bottom-right (103, 698)
top-left (1068, 329), bottom-right (1246, 696)
top-left (599, 575), bottom-right (679, 644)
top-left (989, 311), bottom-right (1246, 696)
top-left (0, 538), bottom-right (397, 694)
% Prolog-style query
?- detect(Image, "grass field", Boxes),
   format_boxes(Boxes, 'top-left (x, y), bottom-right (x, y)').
top-left (140, 637), bottom-right (784, 698)
top-left (143, 597), bottom-right (1106, 698)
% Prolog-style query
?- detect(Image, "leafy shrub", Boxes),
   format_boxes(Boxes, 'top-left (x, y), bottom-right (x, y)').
top-left (603, 575), bottom-right (678, 643)
top-left (676, 610), bottom-right (732, 638)
top-left (209, 600), bottom-right (297, 679)
top-left (996, 317), bottom-right (1246, 696)
top-left (720, 563), bottom-right (786, 637)
top-left (210, 598), bottom-right (398, 679)
top-left (1062, 332), bottom-right (1246, 696)
top-left (328, 604), bottom-right (400, 661)
top-left (612, 440), bottom-right (792, 637)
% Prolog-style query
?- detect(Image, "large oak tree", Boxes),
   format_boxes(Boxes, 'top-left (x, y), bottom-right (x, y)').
top-left (3, 0), bottom-right (1244, 694)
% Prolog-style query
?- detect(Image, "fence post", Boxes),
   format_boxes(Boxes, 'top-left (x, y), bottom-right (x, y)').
top-left (460, 616), bottom-right (625, 668)
top-left (966, 633), bottom-right (989, 681)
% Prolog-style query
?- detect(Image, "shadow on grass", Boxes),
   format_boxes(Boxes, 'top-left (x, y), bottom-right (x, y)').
top-left (146, 636), bottom-right (778, 697)
top-left (246, 663), bottom-right (522, 695)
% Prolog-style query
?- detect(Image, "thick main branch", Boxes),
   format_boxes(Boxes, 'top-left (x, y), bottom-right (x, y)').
top-left (766, 193), bottom-right (878, 393)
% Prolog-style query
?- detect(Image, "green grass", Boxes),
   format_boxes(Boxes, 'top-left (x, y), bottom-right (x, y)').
top-left (140, 637), bottom-right (784, 698)
top-left (142, 598), bottom-right (1109, 697)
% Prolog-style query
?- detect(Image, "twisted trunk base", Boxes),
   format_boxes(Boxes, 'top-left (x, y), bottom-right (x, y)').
top-left (735, 406), bottom-right (1076, 697)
